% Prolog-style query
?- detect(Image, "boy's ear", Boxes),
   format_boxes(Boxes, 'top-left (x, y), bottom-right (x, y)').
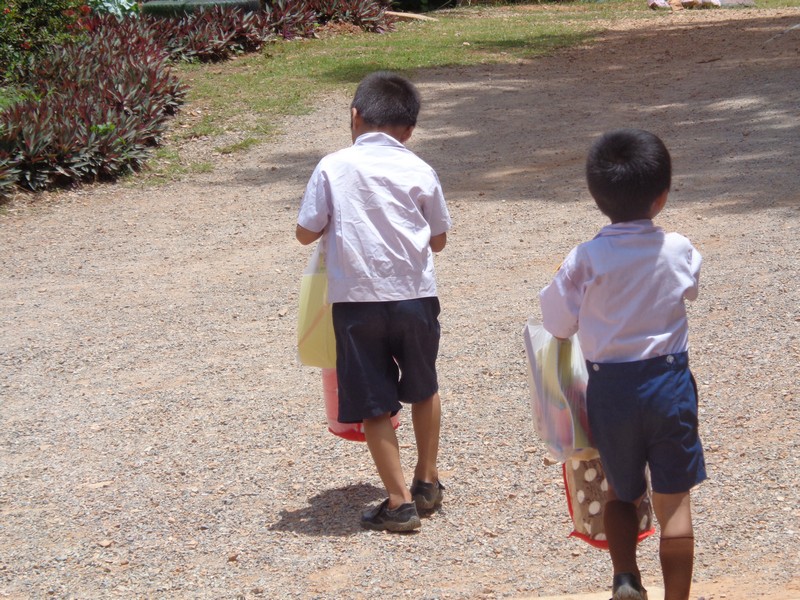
top-left (649, 189), bottom-right (669, 218)
top-left (396, 125), bottom-right (415, 143)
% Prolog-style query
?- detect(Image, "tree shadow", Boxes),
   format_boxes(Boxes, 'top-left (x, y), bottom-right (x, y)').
top-left (409, 14), bottom-right (800, 215)
top-left (268, 482), bottom-right (387, 536)
top-left (218, 13), bottom-right (800, 217)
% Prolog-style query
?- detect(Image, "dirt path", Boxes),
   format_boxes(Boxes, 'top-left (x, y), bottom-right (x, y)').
top-left (2, 7), bottom-right (800, 599)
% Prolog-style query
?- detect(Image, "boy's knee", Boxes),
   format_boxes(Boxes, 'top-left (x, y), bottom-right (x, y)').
top-left (652, 491), bottom-right (693, 538)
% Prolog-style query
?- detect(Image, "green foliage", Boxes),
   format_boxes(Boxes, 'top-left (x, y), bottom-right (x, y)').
top-left (0, 0), bottom-right (92, 81)
top-left (0, 15), bottom-right (188, 194)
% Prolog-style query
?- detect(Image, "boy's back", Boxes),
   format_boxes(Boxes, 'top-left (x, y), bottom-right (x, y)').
top-left (539, 129), bottom-right (705, 600)
top-left (541, 220), bottom-right (701, 363)
top-left (300, 131), bottom-right (448, 303)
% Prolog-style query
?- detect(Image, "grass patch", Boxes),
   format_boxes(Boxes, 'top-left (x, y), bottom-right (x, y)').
top-left (216, 137), bottom-right (261, 154)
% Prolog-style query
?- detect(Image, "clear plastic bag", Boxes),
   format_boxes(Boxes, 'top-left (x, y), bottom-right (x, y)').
top-left (297, 244), bottom-right (336, 369)
top-left (523, 319), bottom-right (596, 462)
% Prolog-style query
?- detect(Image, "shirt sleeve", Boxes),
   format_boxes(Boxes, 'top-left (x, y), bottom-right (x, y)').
top-left (422, 172), bottom-right (452, 236)
top-left (684, 242), bottom-right (702, 301)
top-left (539, 248), bottom-right (582, 339)
top-left (297, 162), bottom-right (330, 234)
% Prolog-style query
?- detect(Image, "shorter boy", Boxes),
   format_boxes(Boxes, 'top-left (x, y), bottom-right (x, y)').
top-left (295, 72), bottom-right (451, 532)
top-left (539, 129), bottom-right (706, 600)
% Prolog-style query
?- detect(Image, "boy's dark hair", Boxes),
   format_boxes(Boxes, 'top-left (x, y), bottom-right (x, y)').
top-left (351, 71), bottom-right (421, 128)
top-left (586, 128), bottom-right (672, 223)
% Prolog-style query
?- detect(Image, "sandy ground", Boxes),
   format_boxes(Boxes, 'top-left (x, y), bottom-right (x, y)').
top-left (2, 5), bottom-right (800, 599)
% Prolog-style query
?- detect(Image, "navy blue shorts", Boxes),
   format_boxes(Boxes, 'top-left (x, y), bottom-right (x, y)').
top-left (586, 352), bottom-right (707, 502)
top-left (332, 297), bottom-right (441, 423)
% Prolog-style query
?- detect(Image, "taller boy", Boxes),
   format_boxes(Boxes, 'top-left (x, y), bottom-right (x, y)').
top-left (296, 72), bottom-right (451, 532)
top-left (540, 129), bottom-right (706, 600)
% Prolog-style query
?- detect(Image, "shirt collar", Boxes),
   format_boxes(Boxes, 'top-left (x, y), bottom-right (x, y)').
top-left (595, 219), bottom-right (660, 238)
top-left (353, 131), bottom-right (406, 148)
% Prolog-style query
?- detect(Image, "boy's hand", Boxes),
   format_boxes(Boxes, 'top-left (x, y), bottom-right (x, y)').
top-left (296, 224), bottom-right (323, 245)
top-left (430, 232), bottom-right (447, 253)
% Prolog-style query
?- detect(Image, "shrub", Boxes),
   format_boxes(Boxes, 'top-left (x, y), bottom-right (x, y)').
top-left (140, 0), bottom-right (261, 17)
top-left (0, 0), bottom-right (92, 82)
top-left (143, 8), bottom-right (277, 61)
top-left (1, 16), bottom-right (187, 191)
top-left (312, 0), bottom-right (393, 33)
top-left (264, 0), bottom-right (319, 39)
top-left (0, 152), bottom-right (21, 201)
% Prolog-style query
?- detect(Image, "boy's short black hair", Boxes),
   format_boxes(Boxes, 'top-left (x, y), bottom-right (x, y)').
top-left (585, 128), bottom-right (672, 223)
top-left (351, 71), bottom-right (420, 128)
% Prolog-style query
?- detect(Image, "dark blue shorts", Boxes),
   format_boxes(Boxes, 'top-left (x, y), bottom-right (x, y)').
top-left (586, 352), bottom-right (707, 502)
top-left (331, 297), bottom-right (441, 423)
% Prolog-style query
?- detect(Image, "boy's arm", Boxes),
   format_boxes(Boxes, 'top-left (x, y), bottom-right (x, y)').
top-left (430, 232), bottom-right (447, 253)
top-left (296, 224), bottom-right (324, 246)
top-left (539, 253), bottom-right (581, 339)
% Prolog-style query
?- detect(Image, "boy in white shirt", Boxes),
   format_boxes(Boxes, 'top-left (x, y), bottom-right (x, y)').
top-left (296, 72), bottom-right (451, 532)
top-left (540, 129), bottom-right (706, 600)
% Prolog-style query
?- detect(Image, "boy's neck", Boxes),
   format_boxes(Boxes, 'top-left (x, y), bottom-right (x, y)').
top-left (351, 108), bottom-right (414, 144)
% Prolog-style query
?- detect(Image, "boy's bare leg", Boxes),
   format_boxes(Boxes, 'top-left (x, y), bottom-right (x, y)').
top-left (604, 486), bottom-right (641, 581)
top-left (652, 491), bottom-right (694, 600)
top-left (363, 413), bottom-right (412, 508)
top-left (411, 392), bottom-right (441, 483)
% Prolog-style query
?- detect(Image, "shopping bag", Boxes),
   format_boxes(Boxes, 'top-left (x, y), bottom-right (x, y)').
top-left (562, 457), bottom-right (656, 549)
top-left (297, 244), bottom-right (336, 369)
top-left (522, 319), bottom-right (596, 462)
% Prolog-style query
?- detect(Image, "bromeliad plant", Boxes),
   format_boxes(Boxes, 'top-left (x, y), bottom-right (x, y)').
top-left (0, 0), bottom-right (395, 200)
top-left (1, 16), bottom-right (187, 192)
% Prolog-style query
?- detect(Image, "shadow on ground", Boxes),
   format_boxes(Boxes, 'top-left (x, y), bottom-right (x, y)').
top-left (229, 13), bottom-right (799, 216)
top-left (268, 482), bottom-right (386, 536)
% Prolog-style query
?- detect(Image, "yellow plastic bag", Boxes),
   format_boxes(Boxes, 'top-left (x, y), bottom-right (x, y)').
top-left (297, 244), bottom-right (336, 369)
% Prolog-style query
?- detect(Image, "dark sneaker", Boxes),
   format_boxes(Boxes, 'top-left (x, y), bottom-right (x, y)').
top-left (361, 499), bottom-right (421, 532)
top-left (410, 479), bottom-right (444, 513)
top-left (611, 572), bottom-right (648, 600)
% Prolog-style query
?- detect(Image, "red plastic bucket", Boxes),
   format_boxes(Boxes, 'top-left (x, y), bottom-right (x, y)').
top-left (322, 368), bottom-right (400, 441)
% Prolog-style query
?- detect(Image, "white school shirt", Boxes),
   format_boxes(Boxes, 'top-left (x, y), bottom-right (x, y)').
top-left (297, 132), bottom-right (451, 303)
top-left (539, 220), bottom-right (701, 363)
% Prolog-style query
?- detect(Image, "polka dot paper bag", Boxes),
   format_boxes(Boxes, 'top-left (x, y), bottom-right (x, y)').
top-left (563, 457), bottom-right (656, 549)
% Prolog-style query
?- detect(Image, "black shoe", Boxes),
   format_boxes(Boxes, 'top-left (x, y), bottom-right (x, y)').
top-left (611, 572), bottom-right (648, 600)
top-left (360, 499), bottom-right (421, 532)
top-left (410, 479), bottom-right (444, 513)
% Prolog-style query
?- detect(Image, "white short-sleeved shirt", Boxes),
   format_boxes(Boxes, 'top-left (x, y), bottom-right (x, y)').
top-left (297, 132), bottom-right (451, 303)
top-left (539, 220), bottom-right (701, 363)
